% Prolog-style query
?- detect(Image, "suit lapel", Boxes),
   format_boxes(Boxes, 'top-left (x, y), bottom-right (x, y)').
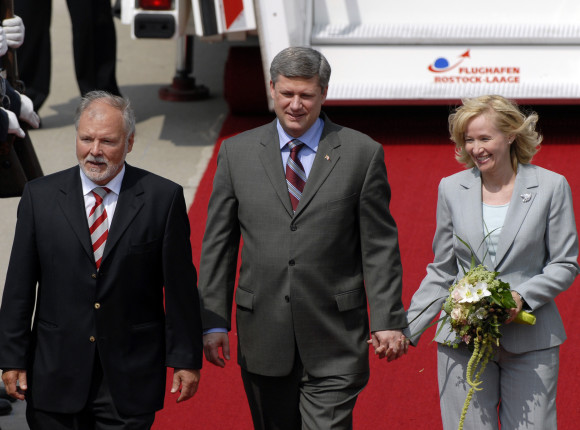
top-left (258, 120), bottom-right (294, 217)
top-left (294, 124), bottom-right (341, 217)
top-left (56, 167), bottom-right (94, 263)
top-left (494, 164), bottom-right (538, 268)
top-left (458, 169), bottom-right (491, 267)
top-left (258, 115), bottom-right (341, 218)
top-left (102, 165), bottom-right (145, 264)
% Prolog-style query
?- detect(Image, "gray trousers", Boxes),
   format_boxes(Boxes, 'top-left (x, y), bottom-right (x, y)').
top-left (241, 353), bottom-right (369, 430)
top-left (437, 343), bottom-right (559, 430)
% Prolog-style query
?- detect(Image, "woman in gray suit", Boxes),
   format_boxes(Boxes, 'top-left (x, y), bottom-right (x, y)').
top-left (405, 95), bottom-right (579, 429)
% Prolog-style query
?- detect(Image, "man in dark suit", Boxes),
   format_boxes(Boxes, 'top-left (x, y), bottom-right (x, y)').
top-left (0, 91), bottom-right (202, 429)
top-left (199, 47), bottom-right (408, 430)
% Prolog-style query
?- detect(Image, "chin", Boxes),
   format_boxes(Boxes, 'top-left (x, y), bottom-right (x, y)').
top-left (81, 164), bottom-right (117, 185)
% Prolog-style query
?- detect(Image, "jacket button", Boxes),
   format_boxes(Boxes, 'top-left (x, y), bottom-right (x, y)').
top-left (89, 336), bottom-right (96, 343)
top-left (285, 295), bottom-right (290, 303)
top-left (94, 303), bottom-right (101, 309)
top-left (91, 273), bottom-right (97, 279)
top-left (289, 260), bottom-right (295, 266)
top-left (290, 224), bottom-right (297, 231)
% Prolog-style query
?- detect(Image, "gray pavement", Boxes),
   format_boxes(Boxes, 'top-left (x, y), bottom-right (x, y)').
top-left (0, 1), bottom-right (241, 428)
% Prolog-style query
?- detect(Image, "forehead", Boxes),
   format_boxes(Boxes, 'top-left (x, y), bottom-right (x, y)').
top-left (80, 101), bottom-right (122, 123)
top-left (465, 112), bottom-right (499, 133)
top-left (274, 75), bottom-right (321, 92)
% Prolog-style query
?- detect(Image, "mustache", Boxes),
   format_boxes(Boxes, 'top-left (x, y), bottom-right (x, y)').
top-left (85, 155), bottom-right (107, 164)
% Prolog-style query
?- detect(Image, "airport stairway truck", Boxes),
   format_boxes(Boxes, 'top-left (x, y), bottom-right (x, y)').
top-left (121, 0), bottom-right (580, 112)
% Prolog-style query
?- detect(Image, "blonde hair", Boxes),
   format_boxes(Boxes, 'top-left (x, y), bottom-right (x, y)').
top-left (449, 95), bottom-right (542, 171)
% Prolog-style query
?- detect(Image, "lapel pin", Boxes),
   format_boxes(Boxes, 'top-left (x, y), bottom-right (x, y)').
top-left (325, 154), bottom-right (330, 161)
top-left (520, 193), bottom-right (531, 203)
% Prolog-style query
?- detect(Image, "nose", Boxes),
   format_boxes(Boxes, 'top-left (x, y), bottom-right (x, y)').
top-left (89, 141), bottom-right (102, 155)
top-left (289, 95), bottom-right (302, 110)
top-left (471, 140), bottom-right (484, 153)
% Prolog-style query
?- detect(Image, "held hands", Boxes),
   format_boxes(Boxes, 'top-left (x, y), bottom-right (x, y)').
top-left (170, 368), bottom-right (200, 403)
top-left (1, 369), bottom-right (27, 401)
top-left (368, 330), bottom-right (409, 362)
top-left (2, 16), bottom-right (25, 49)
top-left (203, 332), bottom-right (230, 368)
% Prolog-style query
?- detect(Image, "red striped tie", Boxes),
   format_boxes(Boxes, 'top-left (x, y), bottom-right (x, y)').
top-left (286, 139), bottom-right (307, 212)
top-left (89, 187), bottom-right (111, 270)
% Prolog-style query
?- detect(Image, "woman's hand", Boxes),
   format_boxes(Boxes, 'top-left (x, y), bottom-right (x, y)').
top-left (505, 291), bottom-right (524, 324)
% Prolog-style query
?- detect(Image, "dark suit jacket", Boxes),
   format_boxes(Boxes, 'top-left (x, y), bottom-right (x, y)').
top-left (199, 114), bottom-right (406, 378)
top-left (0, 164), bottom-right (202, 415)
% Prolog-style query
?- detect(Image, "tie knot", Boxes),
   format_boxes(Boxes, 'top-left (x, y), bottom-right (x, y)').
top-left (92, 187), bottom-right (110, 202)
top-left (288, 139), bottom-right (304, 154)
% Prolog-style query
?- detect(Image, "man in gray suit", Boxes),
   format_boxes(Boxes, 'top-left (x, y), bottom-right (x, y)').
top-left (199, 47), bottom-right (407, 429)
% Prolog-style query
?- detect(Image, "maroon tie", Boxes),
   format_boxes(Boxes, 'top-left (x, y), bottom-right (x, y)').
top-left (89, 187), bottom-right (111, 269)
top-left (285, 139), bottom-right (307, 211)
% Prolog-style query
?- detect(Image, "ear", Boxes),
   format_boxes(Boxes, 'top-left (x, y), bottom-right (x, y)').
top-left (321, 86), bottom-right (328, 104)
top-left (508, 134), bottom-right (515, 144)
top-left (269, 80), bottom-right (275, 100)
top-left (126, 133), bottom-right (135, 154)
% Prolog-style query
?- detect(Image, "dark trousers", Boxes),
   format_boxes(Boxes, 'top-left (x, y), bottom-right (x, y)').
top-left (25, 353), bottom-right (155, 430)
top-left (15, 0), bottom-right (121, 111)
top-left (241, 353), bottom-right (369, 430)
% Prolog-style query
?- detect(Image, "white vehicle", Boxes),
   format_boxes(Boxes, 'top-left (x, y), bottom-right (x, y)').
top-left (122, 0), bottom-right (580, 110)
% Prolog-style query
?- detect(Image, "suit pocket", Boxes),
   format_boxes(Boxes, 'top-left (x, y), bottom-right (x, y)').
top-left (37, 318), bottom-right (59, 329)
top-left (334, 288), bottom-right (366, 312)
top-left (131, 320), bottom-right (162, 330)
top-left (129, 238), bottom-right (162, 254)
top-left (326, 193), bottom-right (359, 212)
top-left (235, 287), bottom-right (254, 311)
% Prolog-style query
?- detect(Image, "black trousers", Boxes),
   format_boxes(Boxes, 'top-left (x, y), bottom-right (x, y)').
top-left (15, 0), bottom-right (121, 111)
top-left (25, 352), bottom-right (155, 430)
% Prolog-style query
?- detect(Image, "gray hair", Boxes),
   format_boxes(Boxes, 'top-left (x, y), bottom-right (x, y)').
top-left (75, 91), bottom-right (136, 141)
top-left (270, 47), bottom-right (331, 90)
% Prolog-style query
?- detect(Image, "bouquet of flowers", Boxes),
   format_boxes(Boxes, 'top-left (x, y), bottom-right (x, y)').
top-left (438, 238), bottom-right (536, 430)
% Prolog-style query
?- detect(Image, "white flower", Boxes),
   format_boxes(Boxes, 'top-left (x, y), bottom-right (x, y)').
top-left (456, 283), bottom-right (479, 303)
top-left (456, 281), bottom-right (491, 303)
top-left (454, 282), bottom-right (473, 303)
top-left (451, 286), bottom-right (464, 302)
top-left (472, 281), bottom-right (491, 301)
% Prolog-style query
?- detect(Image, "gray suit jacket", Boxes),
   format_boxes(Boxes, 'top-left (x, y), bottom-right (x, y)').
top-left (199, 114), bottom-right (406, 377)
top-left (406, 163), bottom-right (579, 353)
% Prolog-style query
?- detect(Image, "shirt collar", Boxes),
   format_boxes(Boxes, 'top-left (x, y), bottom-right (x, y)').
top-left (80, 164), bottom-right (125, 196)
top-left (277, 117), bottom-right (324, 152)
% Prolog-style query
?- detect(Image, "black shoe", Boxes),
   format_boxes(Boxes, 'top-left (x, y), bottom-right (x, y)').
top-left (0, 398), bottom-right (12, 416)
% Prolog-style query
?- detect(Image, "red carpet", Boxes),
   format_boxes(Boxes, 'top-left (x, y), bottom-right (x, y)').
top-left (154, 106), bottom-right (580, 429)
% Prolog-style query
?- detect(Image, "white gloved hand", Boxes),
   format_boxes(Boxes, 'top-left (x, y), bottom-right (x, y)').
top-left (2, 16), bottom-right (25, 49)
top-left (3, 108), bottom-right (25, 138)
top-left (18, 93), bottom-right (40, 128)
top-left (0, 27), bottom-right (8, 57)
